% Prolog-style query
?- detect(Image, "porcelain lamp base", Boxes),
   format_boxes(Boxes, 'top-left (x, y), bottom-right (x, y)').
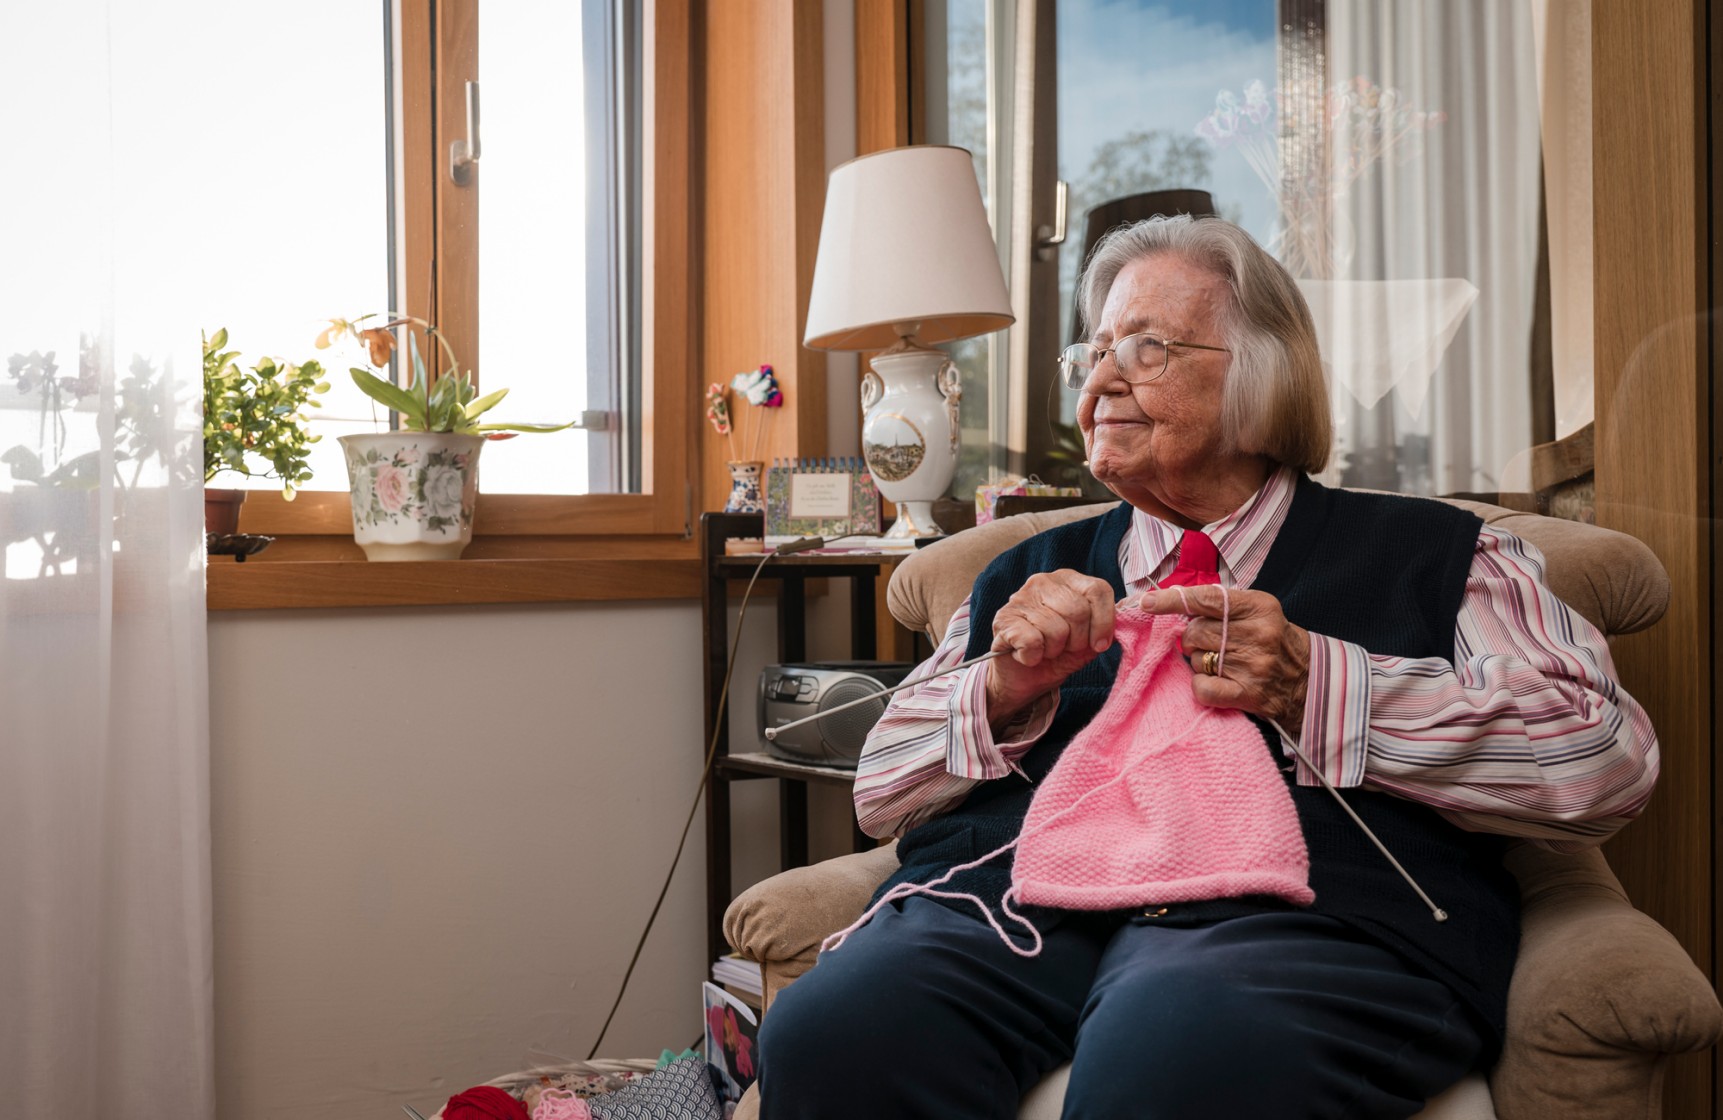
top-left (881, 499), bottom-right (940, 539)
top-left (861, 341), bottom-right (961, 539)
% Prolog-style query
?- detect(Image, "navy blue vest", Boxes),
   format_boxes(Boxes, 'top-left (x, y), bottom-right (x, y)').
top-left (880, 477), bottom-right (1519, 1050)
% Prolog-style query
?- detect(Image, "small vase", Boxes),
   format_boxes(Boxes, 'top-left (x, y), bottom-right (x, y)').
top-left (724, 461), bottom-right (765, 513)
top-left (339, 432), bottom-right (484, 561)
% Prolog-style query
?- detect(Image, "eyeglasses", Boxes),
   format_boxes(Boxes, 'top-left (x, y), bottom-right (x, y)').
top-left (1058, 332), bottom-right (1231, 390)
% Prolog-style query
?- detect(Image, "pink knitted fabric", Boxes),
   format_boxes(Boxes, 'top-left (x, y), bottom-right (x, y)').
top-left (1010, 602), bottom-right (1315, 910)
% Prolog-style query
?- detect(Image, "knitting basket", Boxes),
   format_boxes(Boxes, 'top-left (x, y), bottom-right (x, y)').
top-left (428, 1057), bottom-right (662, 1117)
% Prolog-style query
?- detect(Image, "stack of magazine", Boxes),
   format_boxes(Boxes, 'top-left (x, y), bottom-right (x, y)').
top-left (710, 953), bottom-right (763, 1000)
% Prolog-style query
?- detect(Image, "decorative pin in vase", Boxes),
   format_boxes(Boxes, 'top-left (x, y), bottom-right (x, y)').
top-left (706, 367), bottom-right (782, 515)
top-left (318, 313), bottom-right (574, 561)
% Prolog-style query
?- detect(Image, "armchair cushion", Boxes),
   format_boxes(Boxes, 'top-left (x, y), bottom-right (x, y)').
top-left (724, 842), bottom-right (901, 1009)
top-left (1492, 844), bottom-right (1722, 1118)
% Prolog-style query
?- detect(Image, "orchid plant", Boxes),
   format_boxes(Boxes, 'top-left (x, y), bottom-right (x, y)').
top-left (318, 314), bottom-right (573, 438)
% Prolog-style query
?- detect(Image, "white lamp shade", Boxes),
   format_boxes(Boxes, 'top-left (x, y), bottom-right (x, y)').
top-left (804, 145), bottom-right (1015, 350)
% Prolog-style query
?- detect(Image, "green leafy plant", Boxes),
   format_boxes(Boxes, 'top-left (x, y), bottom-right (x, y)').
top-left (203, 327), bottom-right (329, 499)
top-left (319, 313), bottom-right (572, 437)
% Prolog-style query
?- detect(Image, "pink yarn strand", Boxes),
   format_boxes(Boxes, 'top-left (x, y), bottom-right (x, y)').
top-left (1157, 580), bottom-right (1231, 678)
top-left (821, 837), bottom-right (1039, 954)
top-left (1217, 583), bottom-right (1230, 677)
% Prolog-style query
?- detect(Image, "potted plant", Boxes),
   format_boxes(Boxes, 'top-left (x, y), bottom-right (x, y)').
top-left (319, 314), bottom-right (570, 561)
top-left (203, 327), bottom-right (328, 534)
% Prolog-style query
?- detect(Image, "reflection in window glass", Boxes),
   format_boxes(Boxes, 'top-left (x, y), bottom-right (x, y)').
top-left (1056, 1), bottom-right (1278, 339)
top-left (1045, 0), bottom-right (1276, 491)
top-left (926, 0), bottom-right (1011, 499)
top-left (1040, 1), bottom-right (1552, 497)
top-left (1317, 2), bottom-right (1544, 497)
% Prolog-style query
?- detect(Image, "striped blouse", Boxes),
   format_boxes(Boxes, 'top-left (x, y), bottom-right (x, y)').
top-left (854, 467), bottom-right (1660, 850)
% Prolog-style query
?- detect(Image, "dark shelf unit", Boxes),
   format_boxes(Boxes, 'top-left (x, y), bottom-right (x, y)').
top-left (699, 511), bottom-right (918, 967)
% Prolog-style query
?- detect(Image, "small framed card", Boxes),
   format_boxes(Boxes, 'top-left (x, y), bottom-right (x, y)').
top-left (765, 458), bottom-right (881, 538)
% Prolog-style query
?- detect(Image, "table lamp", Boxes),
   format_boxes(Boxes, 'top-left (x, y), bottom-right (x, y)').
top-left (804, 145), bottom-right (1014, 538)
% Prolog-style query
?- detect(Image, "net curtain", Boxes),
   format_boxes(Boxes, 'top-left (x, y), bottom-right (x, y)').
top-left (0, 4), bottom-right (214, 1117)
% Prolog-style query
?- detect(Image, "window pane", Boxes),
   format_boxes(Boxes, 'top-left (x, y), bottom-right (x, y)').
top-left (191, 3), bottom-right (391, 495)
top-left (478, 0), bottom-right (640, 496)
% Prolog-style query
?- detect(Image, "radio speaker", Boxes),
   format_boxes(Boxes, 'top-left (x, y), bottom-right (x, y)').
top-left (757, 661), bottom-right (913, 768)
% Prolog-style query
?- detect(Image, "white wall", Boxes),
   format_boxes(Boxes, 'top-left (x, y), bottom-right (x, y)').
top-left (209, 593), bottom-right (856, 1118)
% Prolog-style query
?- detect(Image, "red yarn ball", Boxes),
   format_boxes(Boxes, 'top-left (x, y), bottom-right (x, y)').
top-left (444, 1085), bottom-right (529, 1120)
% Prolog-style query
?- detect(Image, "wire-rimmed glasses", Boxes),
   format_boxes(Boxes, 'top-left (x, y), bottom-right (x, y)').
top-left (1058, 331), bottom-right (1230, 390)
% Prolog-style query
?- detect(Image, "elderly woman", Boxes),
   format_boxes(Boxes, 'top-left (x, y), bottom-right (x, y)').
top-left (755, 216), bottom-right (1657, 1118)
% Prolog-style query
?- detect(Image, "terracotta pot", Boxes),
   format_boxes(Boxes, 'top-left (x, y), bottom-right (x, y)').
top-left (204, 488), bottom-right (247, 536)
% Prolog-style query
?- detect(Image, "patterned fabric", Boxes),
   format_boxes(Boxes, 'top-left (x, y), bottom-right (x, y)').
top-left (586, 1058), bottom-right (722, 1120)
top-left (855, 467), bottom-right (1657, 849)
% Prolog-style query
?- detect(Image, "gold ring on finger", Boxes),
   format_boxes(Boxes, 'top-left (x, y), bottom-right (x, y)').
top-left (1201, 650), bottom-right (1220, 676)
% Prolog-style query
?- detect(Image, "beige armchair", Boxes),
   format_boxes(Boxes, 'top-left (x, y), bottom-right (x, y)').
top-left (726, 500), bottom-right (1721, 1119)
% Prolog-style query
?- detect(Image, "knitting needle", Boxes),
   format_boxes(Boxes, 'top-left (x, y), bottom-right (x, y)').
top-left (761, 609), bottom-right (1450, 923)
top-left (1274, 732), bottom-right (1449, 922)
top-left (763, 650), bottom-right (1004, 740)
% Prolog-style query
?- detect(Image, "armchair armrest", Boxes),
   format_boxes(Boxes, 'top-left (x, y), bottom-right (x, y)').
top-left (724, 842), bottom-right (900, 1010)
top-left (1491, 844), bottom-right (1722, 1120)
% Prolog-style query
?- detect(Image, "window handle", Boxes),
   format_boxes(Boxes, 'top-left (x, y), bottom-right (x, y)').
top-left (1035, 179), bottom-right (1069, 260)
top-left (449, 80), bottom-right (481, 186)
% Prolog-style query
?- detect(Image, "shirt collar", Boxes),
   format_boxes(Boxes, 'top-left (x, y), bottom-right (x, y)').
top-left (1120, 465), bottom-right (1300, 590)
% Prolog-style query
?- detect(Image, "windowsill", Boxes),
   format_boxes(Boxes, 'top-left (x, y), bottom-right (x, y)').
top-left (206, 536), bottom-right (702, 610)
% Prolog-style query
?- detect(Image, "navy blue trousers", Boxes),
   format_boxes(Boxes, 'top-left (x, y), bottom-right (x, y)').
top-left (756, 897), bottom-right (1484, 1119)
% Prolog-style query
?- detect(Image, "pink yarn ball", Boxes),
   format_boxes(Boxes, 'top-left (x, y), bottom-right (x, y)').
top-left (530, 1089), bottom-right (591, 1120)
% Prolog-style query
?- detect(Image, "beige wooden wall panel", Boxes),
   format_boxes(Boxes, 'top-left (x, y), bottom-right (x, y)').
top-left (1591, 0), bottom-right (1713, 1115)
top-left (700, 1), bottom-right (828, 515)
top-left (855, 0), bottom-right (911, 154)
top-left (433, 0), bottom-right (478, 378)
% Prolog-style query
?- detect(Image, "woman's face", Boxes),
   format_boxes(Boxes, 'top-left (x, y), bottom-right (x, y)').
top-left (1076, 253), bottom-right (1261, 525)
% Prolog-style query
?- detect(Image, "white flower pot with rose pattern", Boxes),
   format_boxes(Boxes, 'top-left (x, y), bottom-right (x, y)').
top-left (339, 432), bottom-right (483, 561)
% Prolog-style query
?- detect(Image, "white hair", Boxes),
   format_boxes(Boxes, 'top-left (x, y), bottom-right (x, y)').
top-left (1077, 215), bottom-right (1331, 474)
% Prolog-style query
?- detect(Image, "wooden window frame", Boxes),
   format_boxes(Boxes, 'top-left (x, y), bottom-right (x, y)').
top-left (210, 0), bottom-right (699, 609)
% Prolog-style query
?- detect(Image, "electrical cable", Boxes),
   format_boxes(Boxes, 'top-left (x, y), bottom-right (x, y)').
top-left (583, 534), bottom-right (859, 1059)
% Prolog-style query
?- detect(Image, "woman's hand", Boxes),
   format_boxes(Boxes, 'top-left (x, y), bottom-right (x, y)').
top-left (986, 569), bottom-right (1119, 730)
top-left (1140, 585), bottom-right (1311, 729)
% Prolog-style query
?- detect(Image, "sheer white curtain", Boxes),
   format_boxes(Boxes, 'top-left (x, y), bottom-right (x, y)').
top-left (1315, 0), bottom-right (1545, 496)
top-left (0, 4), bottom-right (214, 1117)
